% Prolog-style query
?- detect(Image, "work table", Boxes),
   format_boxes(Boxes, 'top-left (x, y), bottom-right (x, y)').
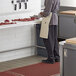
top-left (60, 10), bottom-right (76, 15)
top-left (0, 19), bottom-right (42, 29)
top-left (59, 10), bottom-right (76, 39)
top-left (0, 18), bottom-right (42, 62)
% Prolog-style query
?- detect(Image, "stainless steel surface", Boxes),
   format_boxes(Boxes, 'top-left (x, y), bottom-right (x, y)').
top-left (59, 14), bottom-right (76, 39)
top-left (62, 43), bottom-right (76, 76)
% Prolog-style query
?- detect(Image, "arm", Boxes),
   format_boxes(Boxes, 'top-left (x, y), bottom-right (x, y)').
top-left (41, 0), bottom-right (53, 17)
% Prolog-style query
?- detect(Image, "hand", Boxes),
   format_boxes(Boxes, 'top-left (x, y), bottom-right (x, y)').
top-left (40, 12), bottom-right (44, 16)
top-left (30, 15), bottom-right (39, 19)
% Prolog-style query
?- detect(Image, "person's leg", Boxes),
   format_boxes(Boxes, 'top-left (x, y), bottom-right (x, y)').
top-left (42, 25), bottom-right (55, 64)
top-left (53, 25), bottom-right (60, 62)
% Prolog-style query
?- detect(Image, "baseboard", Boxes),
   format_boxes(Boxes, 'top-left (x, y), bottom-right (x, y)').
top-left (0, 47), bottom-right (36, 62)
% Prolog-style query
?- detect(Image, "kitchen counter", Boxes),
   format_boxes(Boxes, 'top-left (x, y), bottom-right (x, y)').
top-left (0, 18), bottom-right (42, 62)
top-left (60, 10), bottom-right (76, 15)
top-left (66, 37), bottom-right (76, 44)
top-left (0, 19), bottom-right (42, 29)
top-left (59, 10), bottom-right (76, 39)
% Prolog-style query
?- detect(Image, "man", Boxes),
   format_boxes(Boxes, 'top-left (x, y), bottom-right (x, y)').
top-left (40, 0), bottom-right (60, 64)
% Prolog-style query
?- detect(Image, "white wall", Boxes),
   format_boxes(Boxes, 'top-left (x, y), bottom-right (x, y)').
top-left (0, 0), bottom-right (41, 14)
top-left (0, 0), bottom-right (41, 22)
top-left (41, 0), bottom-right (45, 7)
top-left (41, 0), bottom-right (76, 8)
top-left (60, 0), bottom-right (76, 7)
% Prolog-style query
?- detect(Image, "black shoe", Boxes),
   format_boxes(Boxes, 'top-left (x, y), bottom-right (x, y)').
top-left (55, 59), bottom-right (60, 62)
top-left (42, 59), bottom-right (55, 64)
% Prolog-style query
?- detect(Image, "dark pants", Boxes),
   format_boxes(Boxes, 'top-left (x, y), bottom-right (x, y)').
top-left (43, 25), bottom-right (60, 60)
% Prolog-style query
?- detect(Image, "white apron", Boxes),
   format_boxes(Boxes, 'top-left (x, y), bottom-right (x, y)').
top-left (40, 13), bottom-right (52, 39)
